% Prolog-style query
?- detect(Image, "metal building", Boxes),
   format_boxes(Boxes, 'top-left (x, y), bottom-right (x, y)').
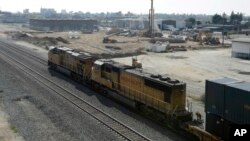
top-left (232, 38), bottom-right (250, 59)
top-left (29, 19), bottom-right (98, 32)
top-left (115, 18), bottom-right (149, 30)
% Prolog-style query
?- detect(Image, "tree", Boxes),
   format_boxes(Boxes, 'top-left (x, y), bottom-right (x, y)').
top-left (243, 22), bottom-right (250, 28)
top-left (212, 14), bottom-right (223, 24)
top-left (185, 17), bottom-right (196, 28)
top-left (230, 11), bottom-right (243, 31)
top-left (196, 21), bottom-right (202, 25)
top-left (230, 11), bottom-right (243, 24)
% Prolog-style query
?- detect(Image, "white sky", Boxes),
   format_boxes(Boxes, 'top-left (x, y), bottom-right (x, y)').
top-left (0, 0), bottom-right (249, 15)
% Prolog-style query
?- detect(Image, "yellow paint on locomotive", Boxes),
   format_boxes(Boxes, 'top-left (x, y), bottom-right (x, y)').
top-left (91, 64), bottom-right (113, 88)
top-left (48, 47), bottom-right (94, 79)
top-left (170, 87), bottom-right (186, 111)
top-left (90, 60), bottom-right (187, 115)
top-left (48, 51), bottom-right (60, 65)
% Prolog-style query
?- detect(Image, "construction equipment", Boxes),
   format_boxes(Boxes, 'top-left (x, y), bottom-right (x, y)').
top-left (142, 0), bottom-right (163, 38)
top-left (103, 30), bottom-right (130, 43)
top-left (193, 31), bottom-right (220, 45)
top-left (132, 57), bottom-right (142, 68)
top-left (103, 36), bottom-right (118, 43)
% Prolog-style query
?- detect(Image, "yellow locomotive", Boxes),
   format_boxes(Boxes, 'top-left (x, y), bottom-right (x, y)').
top-left (48, 47), bottom-right (221, 141)
top-left (48, 47), bottom-right (94, 81)
top-left (91, 59), bottom-right (191, 121)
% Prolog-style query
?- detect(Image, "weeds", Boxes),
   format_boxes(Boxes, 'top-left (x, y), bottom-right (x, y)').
top-left (10, 125), bottom-right (18, 133)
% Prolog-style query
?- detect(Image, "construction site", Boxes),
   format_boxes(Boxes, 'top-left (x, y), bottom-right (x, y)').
top-left (0, 0), bottom-right (250, 141)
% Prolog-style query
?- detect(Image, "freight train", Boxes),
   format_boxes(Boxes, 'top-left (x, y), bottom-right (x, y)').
top-left (48, 46), bottom-right (233, 141)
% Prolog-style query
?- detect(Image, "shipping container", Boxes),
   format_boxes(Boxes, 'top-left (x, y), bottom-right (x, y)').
top-left (223, 119), bottom-right (232, 141)
top-left (206, 113), bottom-right (232, 141)
top-left (206, 113), bottom-right (224, 139)
top-left (205, 77), bottom-right (239, 116)
top-left (224, 82), bottom-right (250, 124)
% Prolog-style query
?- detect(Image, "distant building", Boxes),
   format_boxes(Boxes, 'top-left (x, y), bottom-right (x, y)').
top-left (23, 9), bottom-right (29, 14)
top-left (156, 20), bottom-right (176, 30)
top-left (197, 24), bottom-right (234, 32)
top-left (115, 18), bottom-right (149, 30)
top-left (29, 19), bottom-right (98, 32)
top-left (176, 20), bottom-right (186, 29)
top-left (1, 12), bottom-right (28, 23)
top-left (156, 19), bottom-right (186, 30)
top-left (232, 38), bottom-right (250, 59)
top-left (40, 8), bottom-right (57, 18)
top-left (61, 9), bottom-right (67, 14)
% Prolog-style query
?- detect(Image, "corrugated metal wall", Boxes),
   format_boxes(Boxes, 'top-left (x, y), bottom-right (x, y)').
top-left (232, 42), bottom-right (250, 54)
top-left (232, 41), bottom-right (250, 59)
top-left (206, 78), bottom-right (250, 124)
top-left (225, 82), bottom-right (250, 124)
top-left (205, 78), bottom-right (239, 117)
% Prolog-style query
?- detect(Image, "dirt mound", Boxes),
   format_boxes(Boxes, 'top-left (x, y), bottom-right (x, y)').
top-left (56, 37), bottom-right (69, 44)
top-left (9, 32), bottom-right (69, 46)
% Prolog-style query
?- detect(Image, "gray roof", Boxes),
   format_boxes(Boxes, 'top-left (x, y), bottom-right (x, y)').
top-left (68, 51), bottom-right (92, 60)
top-left (227, 82), bottom-right (250, 92)
top-left (125, 69), bottom-right (184, 86)
top-left (58, 47), bottom-right (74, 51)
top-left (207, 77), bottom-right (240, 84)
top-left (233, 38), bottom-right (250, 43)
top-left (98, 59), bottom-right (133, 70)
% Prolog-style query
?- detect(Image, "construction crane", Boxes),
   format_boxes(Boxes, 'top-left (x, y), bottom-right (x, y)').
top-left (149, 0), bottom-right (155, 37)
top-left (143, 0), bottom-right (162, 38)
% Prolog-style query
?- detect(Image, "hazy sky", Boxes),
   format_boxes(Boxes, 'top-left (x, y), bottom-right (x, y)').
top-left (0, 0), bottom-right (249, 15)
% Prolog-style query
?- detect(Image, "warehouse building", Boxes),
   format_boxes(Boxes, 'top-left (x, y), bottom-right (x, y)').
top-left (155, 19), bottom-right (186, 30)
top-left (29, 19), bottom-right (98, 32)
top-left (232, 38), bottom-right (250, 59)
top-left (115, 18), bottom-right (149, 30)
top-left (0, 12), bottom-right (28, 23)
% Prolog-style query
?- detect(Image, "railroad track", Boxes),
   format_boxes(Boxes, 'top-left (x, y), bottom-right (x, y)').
top-left (0, 40), bottom-right (47, 65)
top-left (0, 42), bottom-right (151, 141)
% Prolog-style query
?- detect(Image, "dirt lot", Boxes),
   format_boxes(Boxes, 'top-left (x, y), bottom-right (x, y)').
top-left (33, 31), bottom-right (149, 55)
top-left (1, 23), bottom-right (150, 57)
top-left (1, 23), bottom-right (233, 58)
top-left (114, 48), bottom-right (250, 96)
top-left (113, 48), bottom-right (250, 118)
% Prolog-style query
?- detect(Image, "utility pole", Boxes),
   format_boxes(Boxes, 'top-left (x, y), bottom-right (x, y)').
top-left (149, 0), bottom-right (154, 37)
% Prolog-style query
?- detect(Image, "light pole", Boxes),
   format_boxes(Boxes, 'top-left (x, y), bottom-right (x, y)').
top-left (222, 13), bottom-right (226, 46)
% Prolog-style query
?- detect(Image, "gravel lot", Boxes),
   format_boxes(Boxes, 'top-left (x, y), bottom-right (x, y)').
top-left (0, 45), bottom-right (122, 141)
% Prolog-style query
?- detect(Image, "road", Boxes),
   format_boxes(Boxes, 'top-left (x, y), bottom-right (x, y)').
top-left (0, 39), bottom-right (186, 141)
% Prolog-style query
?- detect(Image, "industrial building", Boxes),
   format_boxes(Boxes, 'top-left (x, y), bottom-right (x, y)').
top-left (115, 18), bottom-right (149, 30)
top-left (0, 12), bottom-right (28, 23)
top-left (155, 19), bottom-right (186, 30)
top-left (156, 20), bottom-right (176, 30)
top-left (232, 38), bottom-right (250, 59)
top-left (29, 19), bottom-right (98, 32)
